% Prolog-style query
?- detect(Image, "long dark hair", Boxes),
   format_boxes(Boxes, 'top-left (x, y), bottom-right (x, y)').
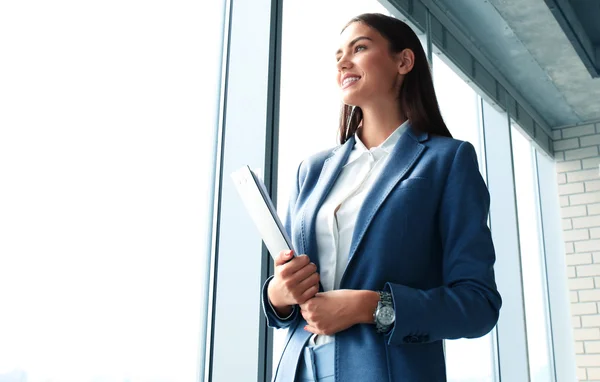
top-left (338, 13), bottom-right (451, 144)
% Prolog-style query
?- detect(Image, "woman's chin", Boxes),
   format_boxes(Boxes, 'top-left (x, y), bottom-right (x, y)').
top-left (340, 93), bottom-right (363, 107)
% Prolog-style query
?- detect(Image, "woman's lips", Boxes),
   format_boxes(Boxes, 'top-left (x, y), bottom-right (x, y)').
top-left (341, 76), bottom-right (360, 89)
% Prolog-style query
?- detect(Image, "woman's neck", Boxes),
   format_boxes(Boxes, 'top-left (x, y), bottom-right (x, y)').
top-left (357, 102), bottom-right (405, 149)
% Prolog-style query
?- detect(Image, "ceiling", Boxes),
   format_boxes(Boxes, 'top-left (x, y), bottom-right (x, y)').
top-left (546, 0), bottom-right (600, 78)
top-left (571, 0), bottom-right (600, 43)
top-left (433, 0), bottom-right (600, 129)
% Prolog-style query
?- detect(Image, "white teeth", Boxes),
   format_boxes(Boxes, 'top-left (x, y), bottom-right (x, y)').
top-left (342, 77), bottom-right (360, 87)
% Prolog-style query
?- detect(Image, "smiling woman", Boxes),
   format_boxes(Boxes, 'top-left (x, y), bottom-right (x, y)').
top-left (268, 5), bottom-right (501, 382)
top-left (337, 14), bottom-right (451, 146)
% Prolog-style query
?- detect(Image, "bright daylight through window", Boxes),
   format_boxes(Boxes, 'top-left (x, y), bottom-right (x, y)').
top-left (511, 125), bottom-right (555, 382)
top-left (0, 1), bottom-right (225, 381)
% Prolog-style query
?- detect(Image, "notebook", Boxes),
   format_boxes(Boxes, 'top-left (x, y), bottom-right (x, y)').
top-left (230, 165), bottom-right (296, 260)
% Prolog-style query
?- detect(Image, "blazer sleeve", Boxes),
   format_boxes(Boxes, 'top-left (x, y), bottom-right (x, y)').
top-left (260, 161), bottom-right (303, 329)
top-left (384, 141), bottom-right (502, 345)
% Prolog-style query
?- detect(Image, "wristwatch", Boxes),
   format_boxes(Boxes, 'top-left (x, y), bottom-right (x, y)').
top-left (374, 291), bottom-right (395, 334)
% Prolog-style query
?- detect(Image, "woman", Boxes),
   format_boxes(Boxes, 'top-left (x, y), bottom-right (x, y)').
top-left (261, 13), bottom-right (502, 382)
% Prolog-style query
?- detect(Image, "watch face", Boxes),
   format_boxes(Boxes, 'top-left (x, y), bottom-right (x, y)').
top-left (379, 306), bottom-right (395, 326)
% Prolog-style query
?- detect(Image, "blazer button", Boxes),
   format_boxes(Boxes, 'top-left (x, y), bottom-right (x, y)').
top-left (403, 335), bottom-right (420, 343)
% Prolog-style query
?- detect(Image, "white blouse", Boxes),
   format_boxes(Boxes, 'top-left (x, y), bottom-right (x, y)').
top-left (309, 120), bottom-right (408, 347)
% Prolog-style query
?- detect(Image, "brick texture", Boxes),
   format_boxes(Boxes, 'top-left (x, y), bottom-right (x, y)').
top-left (555, 123), bottom-right (600, 381)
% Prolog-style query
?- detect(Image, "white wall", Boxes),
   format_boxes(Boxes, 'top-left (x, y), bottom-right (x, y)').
top-left (553, 122), bottom-right (600, 381)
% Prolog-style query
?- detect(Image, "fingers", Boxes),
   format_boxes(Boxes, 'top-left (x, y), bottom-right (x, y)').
top-left (301, 310), bottom-right (327, 336)
top-left (303, 324), bottom-right (320, 335)
top-left (285, 269), bottom-right (319, 304)
top-left (279, 254), bottom-right (311, 277)
top-left (295, 272), bottom-right (319, 294)
top-left (272, 252), bottom-right (319, 305)
top-left (275, 250), bottom-right (294, 266)
top-left (290, 274), bottom-right (319, 305)
top-left (287, 260), bottom-right (318, 285)
top-left (303, 324), bottom-right (329, 336)
top-left (283, 261), bottom-right (318, 292)
top-left (298, 284), bottom-right (319, 304)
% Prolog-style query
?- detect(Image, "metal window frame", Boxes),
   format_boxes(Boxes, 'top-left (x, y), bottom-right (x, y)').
top-left (205, 0), bottom-right (283, 380)
top-left (530, 145), bottom-right (558, 382)
top-left (535, 150), bottom-right (578, 382)
top-left (482, 99), bottom-right (531, 381)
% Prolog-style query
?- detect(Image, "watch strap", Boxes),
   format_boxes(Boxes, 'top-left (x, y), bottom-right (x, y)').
top-left (379, 291), bottom-right (392, 306)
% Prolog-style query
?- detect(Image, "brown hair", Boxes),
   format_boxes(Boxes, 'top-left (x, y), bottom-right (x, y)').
top-left (338, 13), bottom-right (452, 144)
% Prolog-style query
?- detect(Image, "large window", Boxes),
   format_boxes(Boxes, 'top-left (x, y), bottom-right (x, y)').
top-left (511, 125), bottom-right (556, 382)
top-left (433, 54), bottom-right (497, 382)
top-left (0, 1), bottom-right (226, 381)
top-left (0, 1), bottom-right (576, 381)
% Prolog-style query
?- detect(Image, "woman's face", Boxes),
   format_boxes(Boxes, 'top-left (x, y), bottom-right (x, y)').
top-left (336, 22), bottom-right (402, 107)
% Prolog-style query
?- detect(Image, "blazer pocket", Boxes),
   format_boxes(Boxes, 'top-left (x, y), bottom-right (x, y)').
top-left (397, 177), bottom-right (430, 190)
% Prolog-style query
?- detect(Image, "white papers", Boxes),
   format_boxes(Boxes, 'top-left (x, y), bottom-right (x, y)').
top-left (230, 165), bottom-right (295, 260)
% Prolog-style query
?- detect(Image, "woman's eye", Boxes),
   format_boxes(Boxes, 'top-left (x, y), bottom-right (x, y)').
top-left (336, 45), bottom-right (366, 61)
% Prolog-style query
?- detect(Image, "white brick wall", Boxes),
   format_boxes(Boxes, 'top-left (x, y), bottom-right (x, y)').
top-left (555, 122), bottom-right (600, 381)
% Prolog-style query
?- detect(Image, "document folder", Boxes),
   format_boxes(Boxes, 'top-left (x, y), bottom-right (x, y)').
top-left (230, 165), bottom-right (296, 260)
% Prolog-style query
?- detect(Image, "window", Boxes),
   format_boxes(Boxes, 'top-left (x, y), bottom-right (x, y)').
top-left (432, 54), bottom-right (497, 382)
top-left (0, 2), bottom-right (226, 381)
top-left (534, 148), bottom-right (577, 381)
top-left (433, 54), bottom-right (483, 157)
top-left (511, 125), bottom-right (556, 382)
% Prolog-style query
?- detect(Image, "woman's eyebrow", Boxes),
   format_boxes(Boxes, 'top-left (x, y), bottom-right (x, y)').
top-left (335, 36), bottom-right (373, 56)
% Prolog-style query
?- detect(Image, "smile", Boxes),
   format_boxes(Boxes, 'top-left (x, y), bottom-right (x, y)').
top-left (342, 76), bottom-right (360, 88)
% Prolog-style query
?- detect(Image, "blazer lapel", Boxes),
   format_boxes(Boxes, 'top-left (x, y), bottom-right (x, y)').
top-left (301, 136), bottom-right (355, 270)
top-left (345, 127), bottom-right (428, 268)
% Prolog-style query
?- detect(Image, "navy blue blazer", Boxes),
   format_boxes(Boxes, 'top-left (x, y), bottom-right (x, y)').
top-left (262, 125), bottom-right (502, 382)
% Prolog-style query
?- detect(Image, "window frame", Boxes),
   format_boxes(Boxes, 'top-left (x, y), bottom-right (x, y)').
top-left (205, 0), bottom-right (283, 380)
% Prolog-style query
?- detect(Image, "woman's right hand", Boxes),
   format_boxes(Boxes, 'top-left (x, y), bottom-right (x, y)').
top-left (267, 250), bottom-right (320, 317)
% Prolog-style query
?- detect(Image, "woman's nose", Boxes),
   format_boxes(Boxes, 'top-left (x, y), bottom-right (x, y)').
top-left (337, 56), bottom-right (352, 71)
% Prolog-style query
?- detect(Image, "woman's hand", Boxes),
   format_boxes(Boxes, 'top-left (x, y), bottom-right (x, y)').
top-left (267, 250), bottom-right (320, 317)
top-left (300, 290), bottom-right (380, 336)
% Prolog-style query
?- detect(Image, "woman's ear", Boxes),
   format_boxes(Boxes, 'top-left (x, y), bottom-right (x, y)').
top-left (397, 49), bottom-right (415, 75)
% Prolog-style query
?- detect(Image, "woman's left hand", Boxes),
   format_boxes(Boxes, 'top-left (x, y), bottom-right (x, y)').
top-left (300, 289), bottom-right (380, 336)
